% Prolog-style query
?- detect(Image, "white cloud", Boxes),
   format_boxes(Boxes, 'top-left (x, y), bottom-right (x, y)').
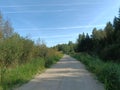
top-left (0, 3), bottom-right (101, 8)
top-left (53, 24), bottom-right (105, 29)
top-left (33, 33), bottom-right (78, 39)
top-left (16, 24), bottom-right (105, 31)
top-left (16, 24), bottom-right (105, 39)
top-left (4, 9), bottom-right (79, 14)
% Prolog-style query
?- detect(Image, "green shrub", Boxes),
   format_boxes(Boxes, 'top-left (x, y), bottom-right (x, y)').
top-left (1, 58), bottom-right (45, 90)
top-left (100, 44), bottom-right (120, 62)
top-left (0, 34), bottom-right (23, 67)
top-left (0, 34), bottom-right (63, 90)
top-left (100, 64), bottom-right (120, 90)
top-left (0, 12), bottom-right (63, 90)
top-left (20, 38), bottom-right (34, 63)
top-left (45, 48), bottom-right (62, 67)
top-left (72, 53), bottom-right (120, 90)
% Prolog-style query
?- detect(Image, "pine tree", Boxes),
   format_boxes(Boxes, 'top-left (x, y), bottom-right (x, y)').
top-left (113, 8), bottom-right (120, 43)
top-left (104, 22), bottom-right (114, 44)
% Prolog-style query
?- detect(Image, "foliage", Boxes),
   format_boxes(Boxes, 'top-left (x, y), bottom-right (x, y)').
top-left (44, 48), bottom-right (62, 67)
top-left (20, 37), bottom-right (34, 63)
top-left (54, 8), bottom-right (120, 90)
top-left (53, 41), bottom-right (75, 54)
top-left (1, 58), bottom-right (45, 90)
top-left (100, 44), bottom-right (120, 62)
top-left (0, 12), bottom-right (63, 90)
top-left (76, 33), bottom-right (93, 52)
top-left (0, 35), bottom-right (62, 89)
top-left (75, 9), bottom-right (120, 62)
top-left (72, 53), bottom-right (120, 90)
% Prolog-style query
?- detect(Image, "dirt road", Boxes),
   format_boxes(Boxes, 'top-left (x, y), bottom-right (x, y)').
top-left (15, 55), bottom-right (105, 90)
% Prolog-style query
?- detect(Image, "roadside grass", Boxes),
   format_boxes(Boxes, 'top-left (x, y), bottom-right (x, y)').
top-left (71, 53), bottom-right (120, 90)
top-left (0, 58), bottom-right (45, 90)
top-left (0, 53), bottom-right (63, 90)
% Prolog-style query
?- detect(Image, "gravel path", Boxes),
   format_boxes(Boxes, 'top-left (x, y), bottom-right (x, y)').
top-left (15, 55), bottom-right (105, 90)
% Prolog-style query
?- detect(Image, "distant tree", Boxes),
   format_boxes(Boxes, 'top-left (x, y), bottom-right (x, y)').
top-left (0, 13), bottom-right (13, 39)
top-left (92, 28), bottom-right (106, 52)
top-left (77, 33), bottom-right (85, 43)
top-left (3, 20), bottom-right (13, 38)
top-left (85, 33), bottom-right (93, 52)
top-left (113, 9), bottom-right (120, 43)
top-left (0, 31), bottom-right (2, 39)
top-left (113, 17), bottom-right (120, 32)
top-left (53, 41), bottom-right (75, 54)
top-left (68, 41), bottom-right (75, 53)
top-left (104, 22), bottom-right (114, 44)
top-left (91, 28), bottom-right (97, 39)
top-left (76, 33), bottom-right (93, 52)
top-left (0, 12), bottom-right (3, 27)
top-left (92, 28), bottom-right (106, 40)
top-left (0, 13), bottom-right (3, 39)
top-left (76, 33), bottom-right (86, 52)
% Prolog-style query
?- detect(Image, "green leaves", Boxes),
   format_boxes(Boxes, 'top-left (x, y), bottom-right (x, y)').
top-left (72, 53), bottom-right (120, 90)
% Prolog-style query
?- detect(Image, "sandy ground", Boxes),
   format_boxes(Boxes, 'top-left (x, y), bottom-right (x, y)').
top-left (15, 55), bottom-right (105, 90)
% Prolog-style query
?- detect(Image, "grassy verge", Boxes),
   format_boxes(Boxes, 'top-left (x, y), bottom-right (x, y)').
top-left (0, 58), bottom-right (45, 90)
top-left (71, 53), bottom-right (120, 90)
top-left (0, 53), bottom-right (63, 90)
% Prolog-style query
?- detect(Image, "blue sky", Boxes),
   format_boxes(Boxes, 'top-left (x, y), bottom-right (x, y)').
top-left (0, 0), bottom-right (120, 47)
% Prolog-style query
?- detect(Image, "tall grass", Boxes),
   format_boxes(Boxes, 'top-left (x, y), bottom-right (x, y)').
top-left (0, 50), bottom-right (62, 90)
top-left (0, 51), bottom-right (63, 90)
top-left (72, 53), bottom-right (120, 90)
top-left (0, 58), bottom-right (45, 90)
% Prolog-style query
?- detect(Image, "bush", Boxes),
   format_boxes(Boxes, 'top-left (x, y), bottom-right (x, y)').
top-left (2, 58), bottom-right (45, 90)
top-left (0, 34), bottom-right (23, 67)
top-left (20, 38), bottom-right (34, 63)
top-left (0, 34), bottom-right (63, 89)
top-left (72, 53), bottom-right (120, 90)
top-left (0, 12), bottom-right (63, 90)
top-left (100, 44), bottom-right (120, 62)
top-left (101, 64), bottom-right (120, 90)
top-left (45, 48), bottom-right (62, 67)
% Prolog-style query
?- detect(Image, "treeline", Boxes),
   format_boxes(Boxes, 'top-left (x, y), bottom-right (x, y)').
top-left (0, 13), bottom-right (62, 89)
top-left (54, 9), bottom-right (120, 90)
top-left (55, 9), bottom-right (120, 62)
top-left (53, 41), bottom-right (75, 54)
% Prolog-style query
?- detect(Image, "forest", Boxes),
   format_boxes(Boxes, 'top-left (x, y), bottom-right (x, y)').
top-left (54, 9), bottom-right (120, 62)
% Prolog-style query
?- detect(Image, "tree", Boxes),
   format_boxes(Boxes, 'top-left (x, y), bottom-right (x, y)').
top-left (3, 20), bottom-right (13, 38)
top-left (76, 33), bottom-right (86, 52)
top-left (0, 13), bottom-right (3, 29)
top-left (76, 33), bottom-right (93, 52)
top-left (104, 22), bottom-right (114, 44)
top-left (113, 9), bottom-right (120, 43)
top-left (92, 28), bottom-right (106, 40)
top-left (119, 8), bottom-right (120, 18)
top-left (77, 33), bottom-right (85, 43)
top-left (85, 33), bottom-right (93, 52)
top-left (0, 13), bottom-right (13, 39)
top-left (68, 41), bottom-right (75, 53)
top-left (0, 13), bottom-right (3, 39)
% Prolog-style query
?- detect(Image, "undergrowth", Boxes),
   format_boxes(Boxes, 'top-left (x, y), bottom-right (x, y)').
top-left (72, 53), bottom-right (120, 90)
top-left (0, 53), bottom-right (63, 90)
